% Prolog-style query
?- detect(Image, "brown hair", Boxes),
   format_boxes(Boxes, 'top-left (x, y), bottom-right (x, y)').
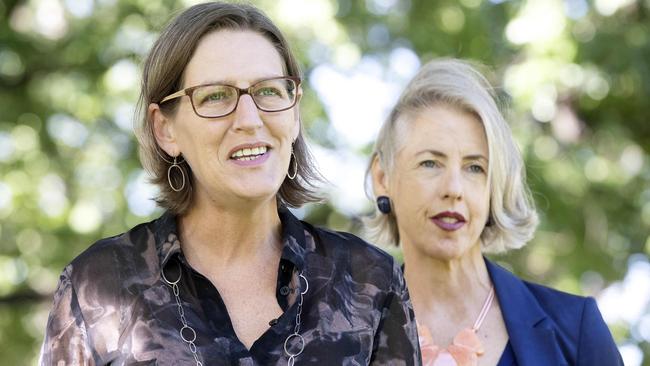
top-left (135, 2), bottom-right (322, 214)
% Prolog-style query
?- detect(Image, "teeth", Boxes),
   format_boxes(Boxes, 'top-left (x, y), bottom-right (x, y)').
top-left (231, 146), bottom-right (268, 159)
top-left (440, 217), bottom-right (458, 224)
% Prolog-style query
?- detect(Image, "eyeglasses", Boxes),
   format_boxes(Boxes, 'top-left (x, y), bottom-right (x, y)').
top-left (159, 76), bottom-right (301, 118)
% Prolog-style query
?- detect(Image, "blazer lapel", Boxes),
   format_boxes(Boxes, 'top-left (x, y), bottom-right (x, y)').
top-left (485, 259), bottom-right (566, 366)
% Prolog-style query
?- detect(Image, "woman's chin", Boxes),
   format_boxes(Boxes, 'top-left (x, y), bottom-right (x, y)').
top-left (232, 184), bottom-right (282, 204)
top-left (425, 249), bottom-right (466, 262)
top-left (415, 240), bottom-right (477, 262)
top-left (216, 172), bottom-right (286, 201)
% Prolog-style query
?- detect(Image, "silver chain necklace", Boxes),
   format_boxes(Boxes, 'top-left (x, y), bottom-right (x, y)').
top-left (285, 273), bottom-right (308, 366)
top-left (161, 263), bottom-right (308, 366)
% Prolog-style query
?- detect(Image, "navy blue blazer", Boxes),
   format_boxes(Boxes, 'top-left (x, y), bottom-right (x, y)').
top-left (486, 259), bottom-right (623, 365)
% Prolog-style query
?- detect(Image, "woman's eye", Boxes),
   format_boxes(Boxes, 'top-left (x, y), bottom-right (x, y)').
top-left (468, 164), bottom-right (485, 174)
top-left (207, 92), bottom-right (226, 100)
top-left (199, 91), bottom-right (230, 104)
top-left (419, 160), bottom-right (437, 168)
top-left (256, 87), bottom-right (282, 97)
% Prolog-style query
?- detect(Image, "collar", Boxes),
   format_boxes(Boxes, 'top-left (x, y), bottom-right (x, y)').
top-left (277, 207), bottom-right (309, 270)
top-left (485, 258), bottom-right (565, 366)
top-left (154, 208), bottom-right (311, 274)
top-left (154, 211), bottom-right (181, 270)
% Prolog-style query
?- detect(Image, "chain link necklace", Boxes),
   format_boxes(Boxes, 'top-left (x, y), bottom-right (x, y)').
top-left (161, 262), bottom-right (309, 366)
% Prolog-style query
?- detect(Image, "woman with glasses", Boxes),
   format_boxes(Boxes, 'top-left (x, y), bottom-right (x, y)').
top-left (39, 2), bottom-right (420, 365)
top-left (366, 59), bottom-right (622, 365)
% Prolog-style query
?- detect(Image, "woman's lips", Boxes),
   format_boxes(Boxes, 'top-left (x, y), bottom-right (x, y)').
top-left (431, 211), bottom-right (466, 231)
top-left (228, 143), bottom-right (271, 167)
top-left (230, 150), bottom-right (270, 166)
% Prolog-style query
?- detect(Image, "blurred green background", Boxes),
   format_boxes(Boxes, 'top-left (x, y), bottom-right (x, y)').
top-left (1, 0), bottom-right (649, 364)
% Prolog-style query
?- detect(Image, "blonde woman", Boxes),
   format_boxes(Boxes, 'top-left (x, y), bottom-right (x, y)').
top-left (367, 59), bottom-right (622, 365)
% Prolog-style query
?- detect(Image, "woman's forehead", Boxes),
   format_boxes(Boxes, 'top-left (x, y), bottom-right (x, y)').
top-left (394, 105), bottom-right (488, 157)
top-left (183, 29), bottom-right (285, 87)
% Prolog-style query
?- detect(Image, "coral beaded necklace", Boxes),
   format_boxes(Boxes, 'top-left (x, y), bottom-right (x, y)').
top-left (418, 286), bottom-right (495, 366)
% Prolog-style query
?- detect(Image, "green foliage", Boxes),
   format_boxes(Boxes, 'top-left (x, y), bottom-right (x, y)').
top-left (1, 0), bottom-right (648, 364)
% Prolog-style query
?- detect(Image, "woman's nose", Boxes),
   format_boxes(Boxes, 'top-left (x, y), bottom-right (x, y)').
top-left (441, 168), bottom-right (463, 201)
top-left (232, 94), bottom-right (263, 131)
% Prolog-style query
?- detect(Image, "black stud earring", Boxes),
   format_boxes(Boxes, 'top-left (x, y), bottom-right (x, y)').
top-left (486, 216), bottom-right (493, 227)
top-left (376, 196), bottom-right (392, 214)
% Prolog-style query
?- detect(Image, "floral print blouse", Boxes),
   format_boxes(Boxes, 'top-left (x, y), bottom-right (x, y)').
top-left (40, 208), bottom-right (421, 365)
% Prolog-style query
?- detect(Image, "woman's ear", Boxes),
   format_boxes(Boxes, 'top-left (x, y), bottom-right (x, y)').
top-left (149, 103), bottom-right (179, 157)
top-left (371, 154), bottom-right (390, 197)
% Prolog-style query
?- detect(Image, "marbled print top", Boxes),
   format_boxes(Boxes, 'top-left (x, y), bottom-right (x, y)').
top-left (40, 208), bottom-right (421, 366)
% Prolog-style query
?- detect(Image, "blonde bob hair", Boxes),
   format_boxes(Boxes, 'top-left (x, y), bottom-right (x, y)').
top-left (365, 59), bottom-right (538, 253)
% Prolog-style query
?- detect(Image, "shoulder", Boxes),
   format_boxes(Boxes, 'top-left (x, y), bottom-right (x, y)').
top-left (306, 222), bottom-right (396, 265)
top-left (281, 208), bottom-right (394, 266)
top-left (524, 279), bottom-right (621, 363)
top-left (522, 280), bottom-right (589, 316)
top-left (303, 222), bottom-right (403, 290)
top-left (488, 259), bottom-right (591, 323)
top-left (519, 278), bottom-right (610, 333)
top-left (65, 217), bottom-right (159, 286)
top-left (493, 261), bottom-right (598, 327)
top-left (488, 260), bottom-right (622, 364)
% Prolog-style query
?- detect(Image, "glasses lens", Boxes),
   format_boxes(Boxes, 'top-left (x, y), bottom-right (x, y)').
top-left (191, 85), bottom-right (237, 117)
top-left (251, 78), bottom-right (297, 112)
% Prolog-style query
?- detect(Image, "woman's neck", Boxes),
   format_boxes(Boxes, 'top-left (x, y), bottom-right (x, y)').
top-left (178, 196), bottom-right (283, 272)
top-left (403, 243), bottom-right (492, 323)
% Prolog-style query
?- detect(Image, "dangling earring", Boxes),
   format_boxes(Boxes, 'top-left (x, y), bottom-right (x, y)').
top-left (376, 196), bottom-right (392, 214)
top-left (287, 145), bottom-right (298, 180)
top-left (167, 156), bottom-right (186, 192)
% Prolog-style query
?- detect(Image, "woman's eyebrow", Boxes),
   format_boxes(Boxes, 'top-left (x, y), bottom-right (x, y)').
top-left (464, 154), bottom-right (488, 162)
top-left (415, 149), bottom-right (446, 157)
top-left (415, 150), bottom-right (487, 162)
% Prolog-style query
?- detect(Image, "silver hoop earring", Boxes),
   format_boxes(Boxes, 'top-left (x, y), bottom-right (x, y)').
top-left (287, 150), bottom-right (298, 180)
top-left (167, 156), bottom-right (186, 192)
